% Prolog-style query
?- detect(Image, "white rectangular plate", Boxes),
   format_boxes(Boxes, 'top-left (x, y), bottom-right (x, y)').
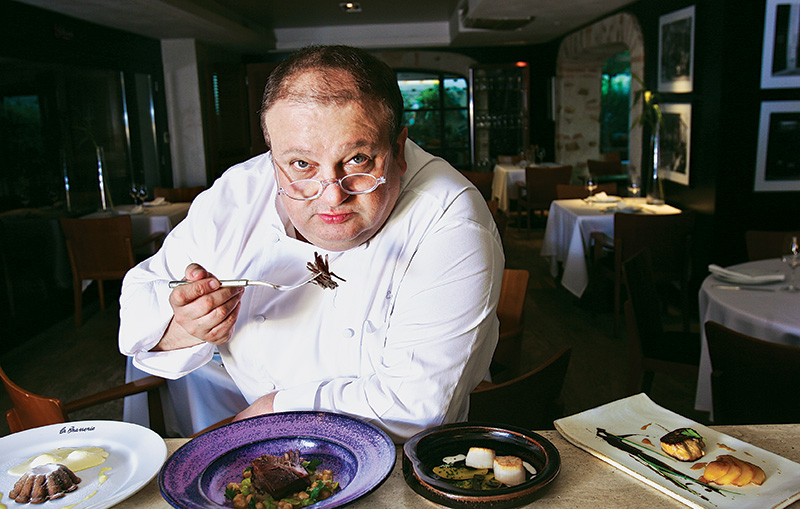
top-left (554, 394), bottom-right (800, 509)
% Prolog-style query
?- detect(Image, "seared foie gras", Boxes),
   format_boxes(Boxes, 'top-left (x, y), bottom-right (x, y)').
top-left (250, 450), bottom-right (310, 499)
top-left (660, 428), bottom-right (705, 461)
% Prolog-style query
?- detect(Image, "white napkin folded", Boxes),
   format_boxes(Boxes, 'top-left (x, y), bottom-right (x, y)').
top-left (708, 264), bottom-right (786, 284)
top-left (587, 192), bottom-right (619, 203)
top-left (144, 197), bottom-right (167, 206)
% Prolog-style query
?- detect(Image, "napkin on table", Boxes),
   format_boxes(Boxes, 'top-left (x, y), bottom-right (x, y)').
top-left (708, 264), bottom-right (786, 284)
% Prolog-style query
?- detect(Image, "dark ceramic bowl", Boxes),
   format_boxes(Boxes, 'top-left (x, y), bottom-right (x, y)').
top-left (403, 422), bottom-right (560, 508)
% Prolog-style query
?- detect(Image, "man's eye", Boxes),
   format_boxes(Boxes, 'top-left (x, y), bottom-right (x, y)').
top-left (293, 160), bottom-right (310, 170)
top-left (349, 154), bottom-right (368, 165)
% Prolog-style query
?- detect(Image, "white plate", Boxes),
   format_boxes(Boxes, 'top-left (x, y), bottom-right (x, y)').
top-left (587, 195), bottom-right (619, 203)
top-left (0, 421), bottom-right (166, 508)
top-left (709, 265), bottom-right (786, 285)
top-left (555, 394), bottom-right (800, 509)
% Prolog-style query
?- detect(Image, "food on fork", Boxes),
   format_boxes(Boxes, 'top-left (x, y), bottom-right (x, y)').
top-left (307, 252), bottom-right (345, 289)
top-left (9, 463), bottom-right (81, 503)
top-left (699, 455), bottom-right (766, 487)
top-left (660, 428), bottom-right (705, 461)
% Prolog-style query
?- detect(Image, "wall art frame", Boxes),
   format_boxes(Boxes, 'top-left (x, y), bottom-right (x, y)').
top-left (755, 101), bottom-right (800, 191)
top-left (760, 0), bottom-right (800, 89)
top-left (658, 5), bottom-right (695, 93)
top-left (660, 103), bottom-right (691, 186)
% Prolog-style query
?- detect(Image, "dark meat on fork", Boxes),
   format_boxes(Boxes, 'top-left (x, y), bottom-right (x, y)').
top-left (250, 450), bottom-right (311, 499)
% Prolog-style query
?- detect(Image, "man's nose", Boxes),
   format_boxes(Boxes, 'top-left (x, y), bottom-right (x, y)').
top-left (319, 178), bottom-right (349, 205)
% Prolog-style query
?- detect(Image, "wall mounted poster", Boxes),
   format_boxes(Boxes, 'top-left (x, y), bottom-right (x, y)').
top-left (755, 101), bottom-right (800, 191)
top-left (761, 0), bottom-right (800, 89)
top-left (658, 5), bottom-right (695, 93)
top-left (660, 103), bottom-right (691, 185)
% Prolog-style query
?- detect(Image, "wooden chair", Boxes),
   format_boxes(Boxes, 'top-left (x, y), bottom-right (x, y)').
top-left (469, 346), bottom-right (572, 430)
top-left (556, 182), bottom-right (618, 199)
top-left (622, 249), bottom-right (699, 394)
top-left (460, 170), bottom-right (494, 201)
top-left (705, 321), bottom-right (800, 424)
top-left (0, 363), bottom-right (166, 436)
top-left (153, 186), bottom-right (206, 203)
top-left (516, 165), bottom-right (572, 232)
top-left (60, 216), bottom-right (165, 326)
top-left (591, 211), bottom-right (694, 335)
top-left (745, 230), bottom-right (800, 261)
top-left (586, 159), bottom-right (624, 176)
top-left (492, 269), bottom-right (530, 382)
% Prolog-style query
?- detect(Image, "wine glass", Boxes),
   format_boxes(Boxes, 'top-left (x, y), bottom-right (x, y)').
top-left (782, 236), bottom-right (800, 293)
top-left (585, 174), bottom-right (598, 197)
top-left (535, 146), bottom-right (546, 164)
top-left (129, 183), bottom-right (148, 205)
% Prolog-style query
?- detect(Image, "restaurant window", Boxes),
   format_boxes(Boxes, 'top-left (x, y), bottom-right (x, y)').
top-left (397, 71), bottom-right (470, 169)
top-left (600, 51), bottom-right (631, 161)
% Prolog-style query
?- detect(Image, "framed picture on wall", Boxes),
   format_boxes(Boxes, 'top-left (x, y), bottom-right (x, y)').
top-left (755, 101), bottom-right (800, 191)
top-left (660, 103), bottom-right (691, 185)
top-left (658, 5), bottom-right (695, 93)
top-left (760, 0), bottom-right (800, 88)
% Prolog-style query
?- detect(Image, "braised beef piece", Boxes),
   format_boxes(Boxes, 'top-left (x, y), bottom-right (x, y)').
top-left (250, 450), bottom-right (310, 499)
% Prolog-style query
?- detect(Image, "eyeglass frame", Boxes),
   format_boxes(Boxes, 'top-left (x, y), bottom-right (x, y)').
top-left (274, 164), bottom-right (387, 201)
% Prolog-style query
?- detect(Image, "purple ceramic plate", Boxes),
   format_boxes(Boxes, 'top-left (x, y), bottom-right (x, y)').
top-left (159, 411), bottom-right (395, 508)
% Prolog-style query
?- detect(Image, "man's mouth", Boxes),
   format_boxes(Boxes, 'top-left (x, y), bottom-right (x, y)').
top-left (317, 211), bottom-right (352, 224)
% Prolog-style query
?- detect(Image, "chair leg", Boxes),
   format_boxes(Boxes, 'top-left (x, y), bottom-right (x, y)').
top-left (73, 283), bottom-right (82, 327)
top-left (97, 280), bottom-right (106, 310)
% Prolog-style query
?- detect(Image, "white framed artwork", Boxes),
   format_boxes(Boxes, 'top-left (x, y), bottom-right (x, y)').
top-left (761, 0), bottom-right (800, 89)
top-left (658, 5), bottom-right (695, 93)
top-left (660, 103), bottom-right (691, 186)
top-left (755, 101), bottom-right (800, 191)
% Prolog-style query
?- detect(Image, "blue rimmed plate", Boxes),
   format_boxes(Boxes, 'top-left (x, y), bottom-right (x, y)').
top-left (159, 411), bottom-right (395, 508)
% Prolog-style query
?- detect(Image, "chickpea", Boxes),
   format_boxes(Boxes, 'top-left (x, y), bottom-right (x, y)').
top-left (319, 489), bottom-right (332, 500)
top-left (232, 493), bottom-right (247, 509)
top-left (243, 470), bottom-right (252, 479)
top-left (296, 491), bottom-right (310, 500)
top-left (255, 503), bottom-right (265, 509)
top-left (227, 482), bottom-right (240, 491)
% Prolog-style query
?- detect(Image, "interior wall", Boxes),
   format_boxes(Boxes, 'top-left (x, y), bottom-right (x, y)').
top-left (555, 13), bottom-right (645, 182)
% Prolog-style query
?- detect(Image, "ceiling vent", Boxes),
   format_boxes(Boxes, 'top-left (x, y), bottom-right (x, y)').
top-left (459, 5), bottom-right (534, 31)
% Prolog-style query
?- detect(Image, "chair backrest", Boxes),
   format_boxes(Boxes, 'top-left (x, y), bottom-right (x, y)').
top-left (745, 230), bottom-right (800, 261)
top-left (59, 216), bottom-right (136, 281)
top-left (492, 269), bottom-right (530, 381)
top-left (460, 170), bottom-right (494, 201)
top-left (470, 346), bottom-right (572, 430)
top-left (705, 321), bottom-right (800, 424)
top-left (622, 249), bottom-right (665, 359)
top-left (614, 211), bottom-right (694, 284)
top-left (0, 364), bottom-right (68, 433)
top-left (153, 186), bottom-right (206, 202)
top-left (524, 165), bottom-right (572, 209)
top-left (586, 159), bottom-right (624, 176)
top-left (556, 182), bottom-right (618, 199)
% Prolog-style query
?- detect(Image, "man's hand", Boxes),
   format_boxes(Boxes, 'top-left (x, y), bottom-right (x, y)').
top-left (233, 392), bottom-right (276, 421)
top-left (152, 263), bottom-right (244, 351)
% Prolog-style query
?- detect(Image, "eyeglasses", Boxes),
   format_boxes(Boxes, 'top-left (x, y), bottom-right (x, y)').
top-left (278, 173), bottom-right (386, 201)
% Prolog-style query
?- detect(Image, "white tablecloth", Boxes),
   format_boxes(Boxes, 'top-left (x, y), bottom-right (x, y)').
top-left (124, 354), bottom-right (248, 437)
top-left (491, 163), bottom-right (562, 213)
top-left (694, 258), bottom-right (800, 417)
top-left (540, 198), bottom-right (682, 297)
top-left (82, 202), bottom-right (190, 255)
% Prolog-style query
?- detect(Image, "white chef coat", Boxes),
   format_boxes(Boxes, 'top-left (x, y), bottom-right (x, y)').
top-left (119, 141), bottom-right (504, 442)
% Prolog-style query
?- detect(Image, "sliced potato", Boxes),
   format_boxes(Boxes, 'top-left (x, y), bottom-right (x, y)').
top-left (750, 464), bottom-right (767, 486)
top-left (702, 460), bottom-right (730, 482)
top-left (714, 460), bottom-right (742, 486)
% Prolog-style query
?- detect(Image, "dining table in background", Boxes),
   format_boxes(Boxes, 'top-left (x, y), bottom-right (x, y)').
top-left (117, 423), bottom-right (800, 508)
top-left (540, 198), bottom-right (682, 298)
top-left (491, 162), bottom-right (561, 214)
top-left (694, 258), bottom-right (800, 418)
top-left (81, 201), bottom-right (191, 255)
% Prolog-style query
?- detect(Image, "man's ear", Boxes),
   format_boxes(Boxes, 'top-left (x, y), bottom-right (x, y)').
top-left (395, 127), bottom-right (408, 175)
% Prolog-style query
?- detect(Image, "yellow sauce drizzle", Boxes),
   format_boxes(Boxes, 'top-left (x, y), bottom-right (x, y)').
top-left (98, 467), bottom-right (112, 486)
top-left (60, 490), bottom-right (97, 509)
top-left (0, 492), bottom-right (7, 509)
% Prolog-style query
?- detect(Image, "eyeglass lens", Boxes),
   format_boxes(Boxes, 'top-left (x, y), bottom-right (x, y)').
top-left (285, 173), bottom-right (382, 199)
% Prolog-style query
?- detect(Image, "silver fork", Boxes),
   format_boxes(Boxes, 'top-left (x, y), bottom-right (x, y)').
top-left (168, 273), bottom-right (317, 291)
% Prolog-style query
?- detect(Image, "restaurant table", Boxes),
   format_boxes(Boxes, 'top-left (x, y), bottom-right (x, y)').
top-left (540, 198), bottom-right (681, 298)
top-left (81, 202), bottom-right (191, 255)
top-left (694, 258), bottom-right (800, 418)
top-left (118, 423), bottom-right (800, 508)
top-left (124, 354), bottom-right (248, 437)
top-left (491, 162), bottom-right (561, 214)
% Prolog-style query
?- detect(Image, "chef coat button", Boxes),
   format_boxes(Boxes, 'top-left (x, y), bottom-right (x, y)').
top-left (263, 382), bottom-right (275, 391)
top-left (343, 328), bottom-right (355, 338)
top-left (272, 234), bottom-right (281, 243)
top-left (385, 290), bottom-right (392, 300)
top-left (254, 315), bottom-right (266, 323)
